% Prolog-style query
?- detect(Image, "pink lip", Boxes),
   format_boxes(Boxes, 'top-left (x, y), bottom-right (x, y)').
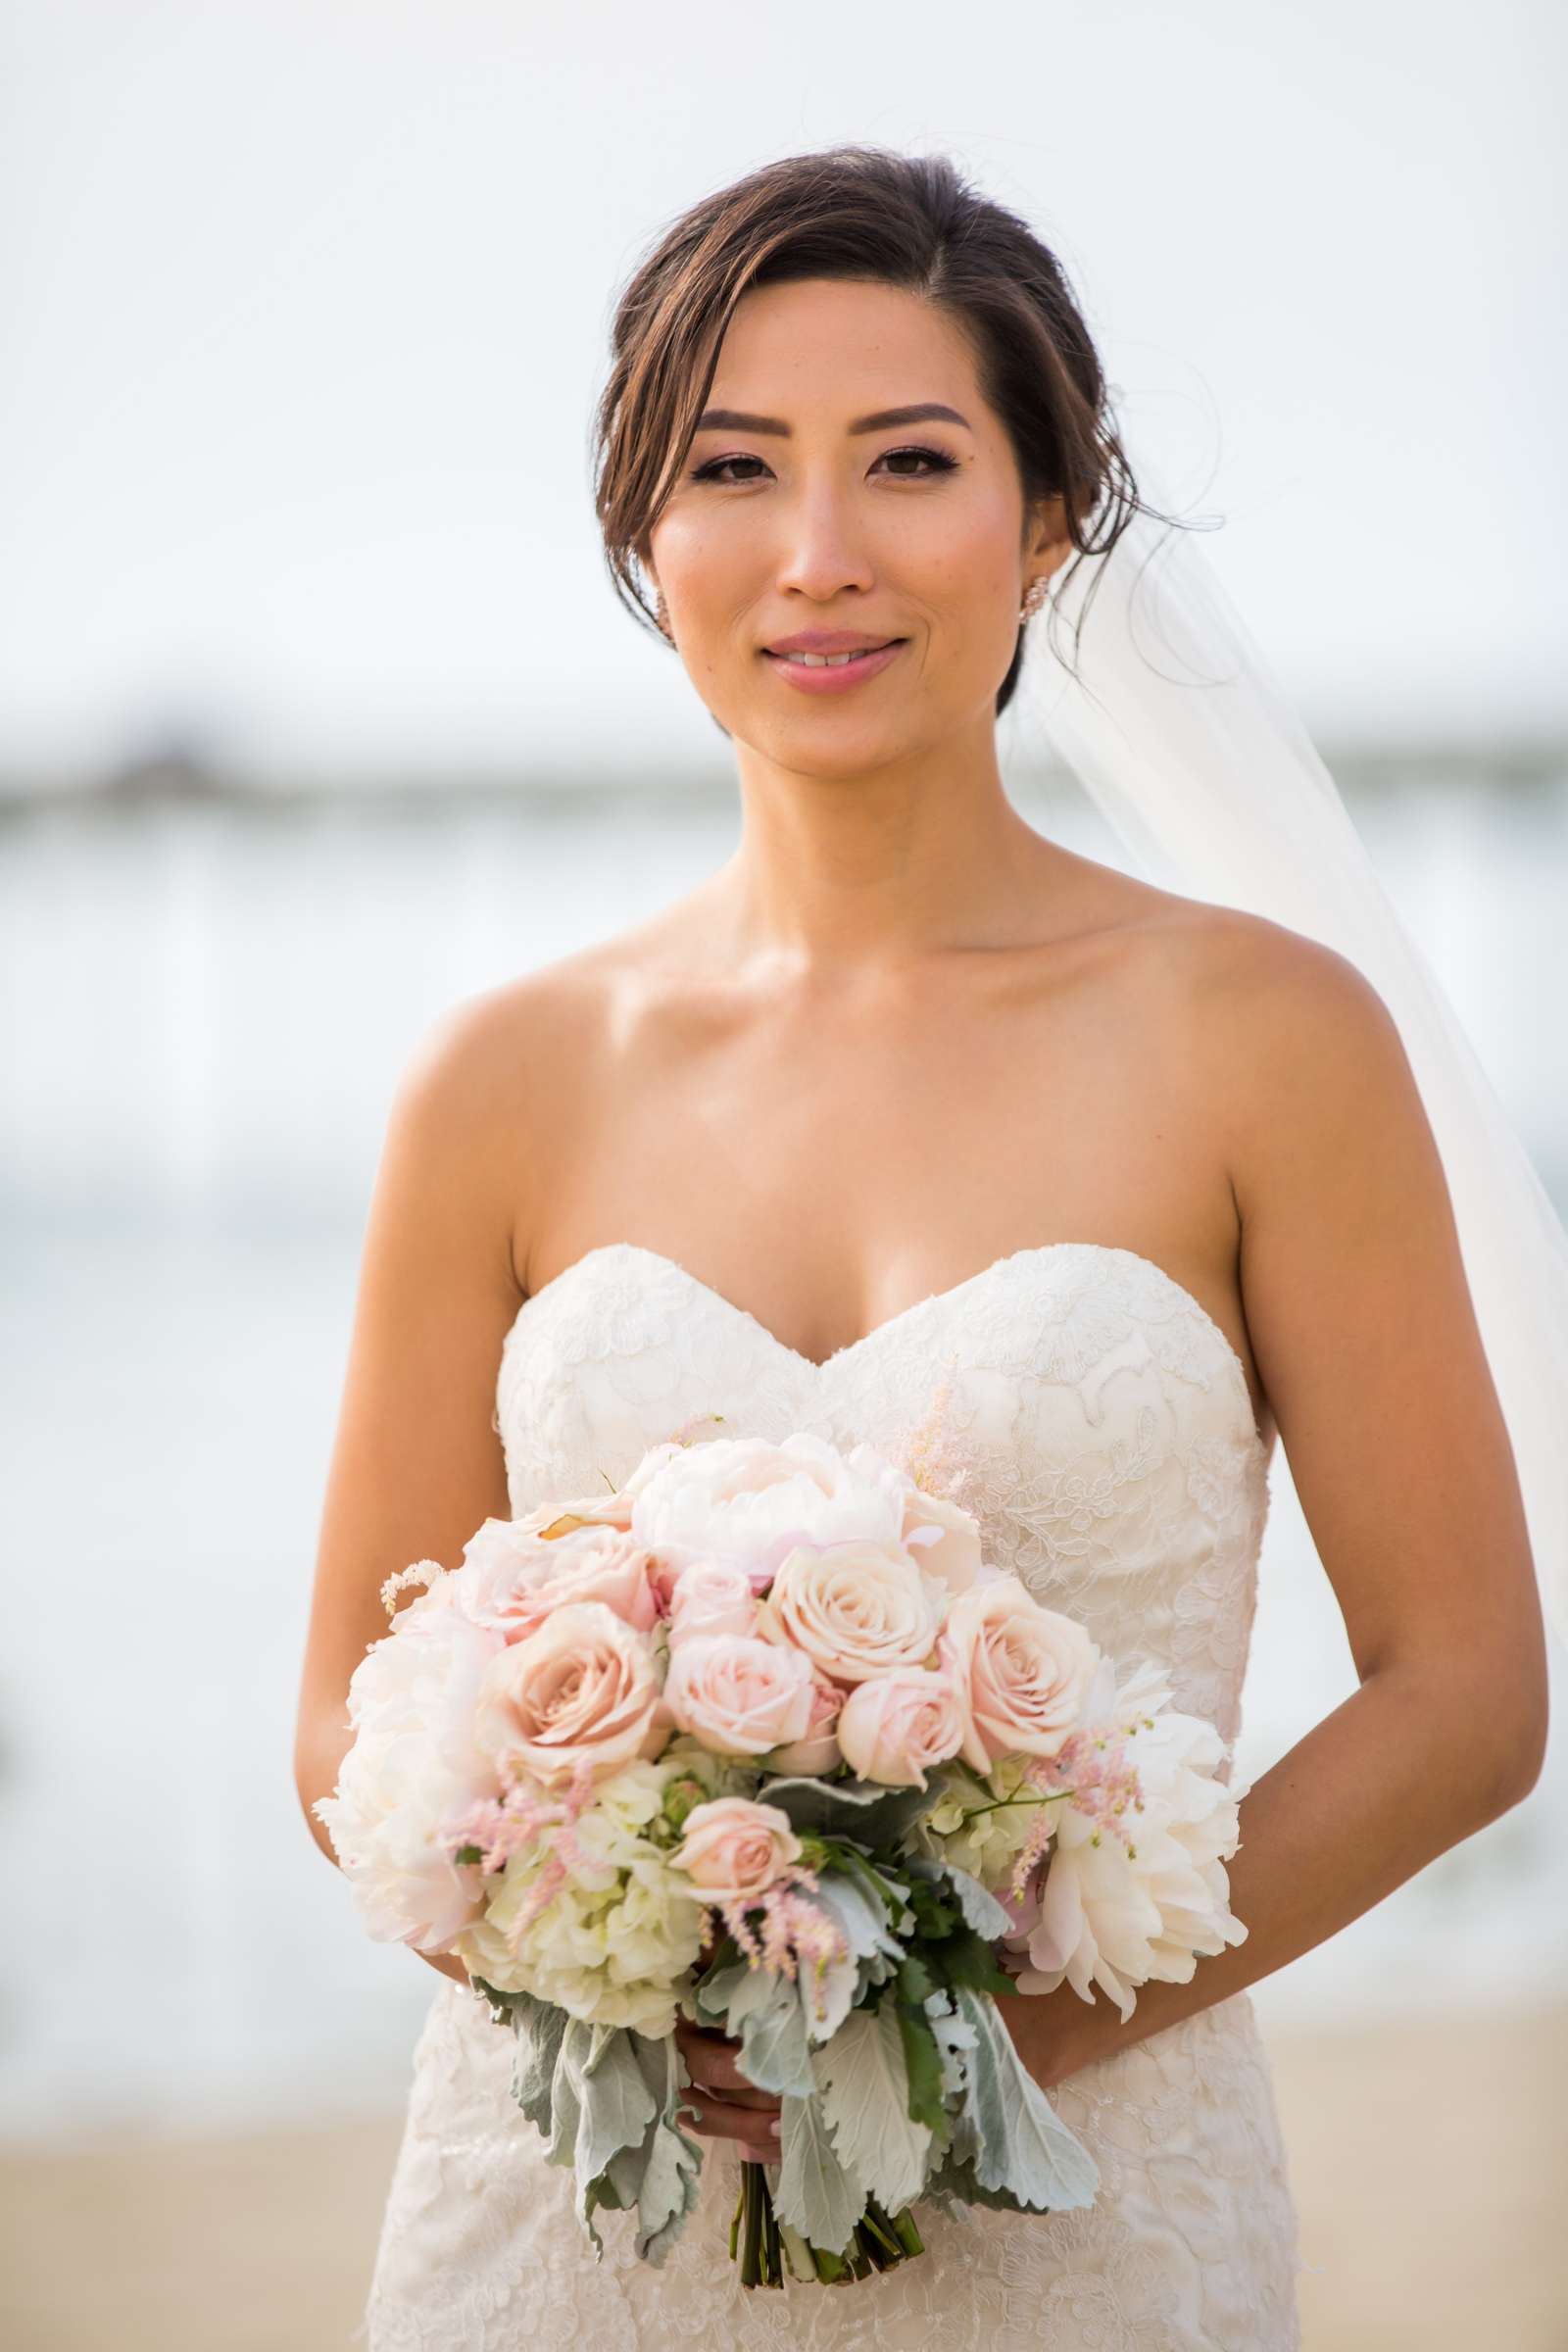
top-left (762, 640), bottom-right (906, 695)
top-left (765, 628), bottom-right (900, 655)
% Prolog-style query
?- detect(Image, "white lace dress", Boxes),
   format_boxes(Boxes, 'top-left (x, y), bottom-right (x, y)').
top-left (360, 1240), bottom-right (1306, 2350)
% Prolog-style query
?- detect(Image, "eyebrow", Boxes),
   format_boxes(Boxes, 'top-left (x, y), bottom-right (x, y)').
top-left (692, 401), bottom-right (973, 438)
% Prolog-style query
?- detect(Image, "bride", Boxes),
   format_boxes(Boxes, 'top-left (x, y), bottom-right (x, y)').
top-left (293, 147), bottom-right (1555, 2349)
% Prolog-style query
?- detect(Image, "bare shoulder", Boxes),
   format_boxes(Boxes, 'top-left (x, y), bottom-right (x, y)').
top-left (1172, 903), bottom-right (1421, 1177)
top-left (394, 930), bottom-right (634, 1131)
top-left (1095, 880), bottom-right (1413, 1129)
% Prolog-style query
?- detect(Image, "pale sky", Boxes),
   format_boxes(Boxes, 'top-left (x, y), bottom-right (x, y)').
top-left (2, 0), bottom-right (1562, 784)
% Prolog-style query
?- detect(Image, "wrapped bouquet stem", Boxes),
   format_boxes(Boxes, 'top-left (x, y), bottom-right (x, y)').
top-left (318, 1430), bottom-right (1250, 2284)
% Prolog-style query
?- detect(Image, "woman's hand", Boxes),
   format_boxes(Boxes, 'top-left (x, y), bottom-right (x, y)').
top-left (417, 1947), bottom-right (472, 1987)
top-left (996, 1974), bottom-right (1104, 2092)
top-left (673, 2014), bottom-right (782, 2157)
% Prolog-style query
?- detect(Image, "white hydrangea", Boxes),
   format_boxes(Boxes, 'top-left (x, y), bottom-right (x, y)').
top-left (921, 1753), bottom-right (1047, 1890)
top-left (455, 1754), bottom-right (732, 2036)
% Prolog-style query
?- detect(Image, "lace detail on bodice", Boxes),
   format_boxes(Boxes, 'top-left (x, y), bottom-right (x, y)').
top-left (365, 1240), bottom-right (1302, 2350)
top-left (493, 1242), bottom-right (1271, 1748)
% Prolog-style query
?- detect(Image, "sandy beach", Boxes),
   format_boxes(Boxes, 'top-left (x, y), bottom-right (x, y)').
top-left (3, 2003), bottom-right (1564, 2350)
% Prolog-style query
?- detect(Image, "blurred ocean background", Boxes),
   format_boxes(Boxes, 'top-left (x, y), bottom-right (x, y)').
top-left (4, 758), bottom-right (1565, 2141)
top-left (2, 3), bottom-right (1564, 2345)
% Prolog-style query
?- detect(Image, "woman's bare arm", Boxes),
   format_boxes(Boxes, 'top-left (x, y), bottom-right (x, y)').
top-left (1010, 916), bottom-right (1550, 2085)
top-left (292, 986), bottom-right (531, 1975)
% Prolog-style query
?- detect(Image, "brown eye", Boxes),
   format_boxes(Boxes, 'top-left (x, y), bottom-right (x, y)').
top-left (689, 445), bottom-right (958, 485)
top-left (690, 455), bottom-right (768, 484)
top-left (877, 446), bottom-right (959, 477)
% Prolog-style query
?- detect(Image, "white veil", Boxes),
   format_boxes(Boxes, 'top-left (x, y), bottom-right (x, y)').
top-left (1016, 457), bottom-right (1568, 1656)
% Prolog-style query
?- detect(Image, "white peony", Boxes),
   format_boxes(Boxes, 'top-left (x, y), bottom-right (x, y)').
top-left (626, 1432), bottom-right (917, 1588)
top-left (1004, 1662), bottom-right (1249, 2019)
top-left (454, 1759), bottom-right (709, 2036)
top-left (314, 1586), bottom-right (506, 1951)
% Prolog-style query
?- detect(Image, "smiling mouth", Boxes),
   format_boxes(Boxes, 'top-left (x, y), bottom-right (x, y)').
top-left (763, 640), bottom-right (905, 667)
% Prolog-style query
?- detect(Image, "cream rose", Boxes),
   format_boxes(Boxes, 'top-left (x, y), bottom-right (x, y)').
top-left (663, 1634), bottom-right (815, 1756)
top-left (665, 1559), bottom-right (760, 1646)
top-left (837, 1665), bottom-right (967, 1788)
top-left (939, 1575), bottom-right (1100, 1772)
top-left (761, 1539), bottom-right (939, 1684)
top-left (471, 1601), bottom-right (668, 1786)
top-left (670, 1796), bottom-right (804, 1906)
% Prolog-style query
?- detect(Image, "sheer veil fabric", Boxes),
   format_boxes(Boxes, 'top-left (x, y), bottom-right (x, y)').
top-left (1017, 459), bottom-right (1568, 1656)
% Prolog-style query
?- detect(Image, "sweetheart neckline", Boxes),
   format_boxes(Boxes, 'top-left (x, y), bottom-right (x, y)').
top-left (503, 1239), bottom-right (1269, 1458)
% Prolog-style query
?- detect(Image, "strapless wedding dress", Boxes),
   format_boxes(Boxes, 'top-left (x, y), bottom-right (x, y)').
top-left (360, 1240), bottom-right (1305, 2350)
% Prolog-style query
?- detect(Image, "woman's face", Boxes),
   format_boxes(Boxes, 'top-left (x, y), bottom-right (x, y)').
top-left (643, 275), bottom-right (1067, 773)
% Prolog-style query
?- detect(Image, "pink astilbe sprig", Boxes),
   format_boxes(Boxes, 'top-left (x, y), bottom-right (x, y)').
top-left (440, 1762), bottom-right (598, 1951)
top-left (378, 1557), bottom-right (444, 1622)
top-left (702, 1861), bottom-right (850, 2020)
top-left (441, 1760), bottom-right (595, 1875)
top-left (883, 1354), bottom-right (983, 1511)
top-left (1005, 1717), bottom-right (1151, 1901)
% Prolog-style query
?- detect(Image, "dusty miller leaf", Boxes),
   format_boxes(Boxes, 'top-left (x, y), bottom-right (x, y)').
top-left (773, 2090), bottom-right (864, 2254)
top-left (949, 1986), bottom-right (1100, 2212)
top-left (812, 1996), bottom-right (934, 2213)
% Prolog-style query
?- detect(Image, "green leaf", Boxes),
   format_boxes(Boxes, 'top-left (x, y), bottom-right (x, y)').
top-left (892, 1995), bottom-right (947, 2134)
top-left (905, 1874), bottom-right (960, 1939)
top-left (799, 1875), bottom-right (905, 2043)
top-left (814, 1871), bottom-right (906, 1967)
top-left (736, 1978), bottom-right (816, 2100)
top-left (949, 1986), bottom-right (1100, 2211)
top-left (760, 1774), bottom-right (936, 1847)
top-left (626, 2033), bottom-right (704, 2265)
top-left (582, 2025), bottom-right (661, 2187)
top-left (812, 1996), bottom-right (934, 2214)
top-left (509, 1994), bottom-right (568, 2134)
top-left (919, 1857), bottom-right (1014, 1940)
top-left (773, 2090), bottom-right (864, 2256)
top-left (926, 1923), bottom-right (1016, 1999)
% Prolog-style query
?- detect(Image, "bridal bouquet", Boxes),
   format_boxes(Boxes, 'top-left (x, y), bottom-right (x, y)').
top-left (316, 1429), bottom-right (1250, 2288)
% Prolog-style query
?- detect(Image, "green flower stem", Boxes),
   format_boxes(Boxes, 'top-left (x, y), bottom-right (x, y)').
top-left (741, 2162), bottom-right (764, 2287)
top-left (729, 2165), bottom-right (927, 2291)
top-left (961, 1788), bottom-right (1076, 1818)
top-left (890, 2206), bottom-right (926, 2258)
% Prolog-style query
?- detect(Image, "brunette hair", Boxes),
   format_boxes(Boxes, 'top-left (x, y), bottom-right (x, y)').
top-left (592, 144), bottom-right (1185, 714)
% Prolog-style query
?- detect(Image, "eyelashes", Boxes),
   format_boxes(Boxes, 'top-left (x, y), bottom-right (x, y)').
top-left (688, 445), bottom-right (960, 486)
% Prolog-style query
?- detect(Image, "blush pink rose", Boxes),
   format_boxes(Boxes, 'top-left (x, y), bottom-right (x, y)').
top-left (666, 1559), bottom-right (760, 1647)
top-left (663, 1634), bottom-right (815, 1757)
top-left (471, 1601), bottom-right (668, 1786)
top-left (836, 1666), bottom-right (967, 1788)
top-left (938, 1575), bottom-right (1100, 1773)
top-left (458, 1518), bottom-right (659, 1642)
top-left (670, 1796), bottom-right (803, 1906)
top-left (761, 1540), bottom-right (939, 1684)
top-left (766, 1662), bottom-right (844, 1776)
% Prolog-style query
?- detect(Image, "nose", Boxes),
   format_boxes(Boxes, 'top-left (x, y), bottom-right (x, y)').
top-left (772, 478), bottom-right (876, 605)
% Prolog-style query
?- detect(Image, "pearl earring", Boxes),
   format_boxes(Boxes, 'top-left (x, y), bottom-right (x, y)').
top-left (1019, 576), bottom-right (1051, 622)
